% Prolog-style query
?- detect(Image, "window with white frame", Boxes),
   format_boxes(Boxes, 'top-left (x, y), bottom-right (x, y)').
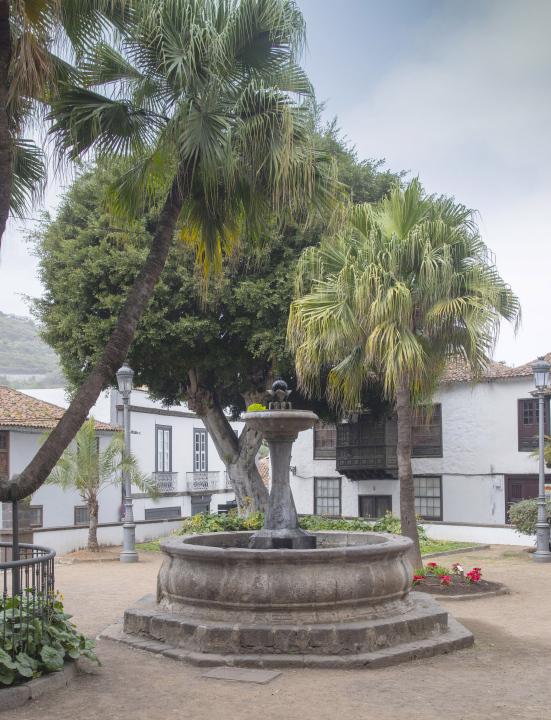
top-left (414, 476), bottom-right (442, 520)
top-left (314, 477), bottom-right (341, 515)
top-left (156, 425), bottom-right (172, 472)
top-left (193, 429), bottom-right (208, 472)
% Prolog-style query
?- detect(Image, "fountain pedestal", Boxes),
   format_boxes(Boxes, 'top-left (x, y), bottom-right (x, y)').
top-left (244, 410), bottom-right (318, 550)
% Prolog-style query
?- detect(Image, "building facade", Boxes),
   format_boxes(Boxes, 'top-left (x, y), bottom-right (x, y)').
top-left (289, 353), bottom-right (551, 527)
top-left (1, 386), bottom-right (240, 532)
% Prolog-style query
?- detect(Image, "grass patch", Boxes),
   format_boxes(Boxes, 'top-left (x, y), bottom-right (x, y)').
top-left (136, 540), bottom-right (162, 551)
top-left (421, 540), bottom-right (480, 555)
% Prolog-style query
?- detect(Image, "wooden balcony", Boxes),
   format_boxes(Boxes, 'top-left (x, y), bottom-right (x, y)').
top-left (336, 416), bottom-right (398, 480)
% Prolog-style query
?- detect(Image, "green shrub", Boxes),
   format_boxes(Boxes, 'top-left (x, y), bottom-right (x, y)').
top-left (372, 511), bottom-right (429, 543)
top-left (508, 497), bottom-right (551, 536)
top-left (0, 592), bottom-right (100, 687)
top-left (180, 510), bottom-right (430, 540)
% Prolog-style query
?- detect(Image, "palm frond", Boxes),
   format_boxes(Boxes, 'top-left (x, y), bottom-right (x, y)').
top-left (10, 137), bottom-right (46, 218)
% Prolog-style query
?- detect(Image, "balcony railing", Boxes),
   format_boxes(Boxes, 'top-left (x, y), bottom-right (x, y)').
top-left (153, 472), bottom-right (178, 492)
top-left (186, 471), bottom-right (232, 492)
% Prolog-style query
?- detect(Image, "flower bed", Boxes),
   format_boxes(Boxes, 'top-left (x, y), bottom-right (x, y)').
top-left (412, 562), bottom-right (507, 597)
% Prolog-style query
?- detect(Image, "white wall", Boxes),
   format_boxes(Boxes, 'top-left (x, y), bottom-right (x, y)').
top-left (34, 518), bottom-right (185, 555)
top-left (289, 376), bottom-right (543, 526)
top-left (423, 522), bottom-right (535, 547)
top-left (6, 428), bottom-right (121, 528)
top-left (17, 388), bottom-right (241, 526)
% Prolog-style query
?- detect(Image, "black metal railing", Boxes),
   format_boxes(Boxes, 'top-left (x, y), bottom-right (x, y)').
top-left (0, 542), bottom-right (56, 661)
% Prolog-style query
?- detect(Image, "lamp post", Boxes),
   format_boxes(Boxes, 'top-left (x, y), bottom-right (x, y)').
top-left (117, 361), bottom-right (138, 563)
top-left (532, 356), bottom-right (551, 563)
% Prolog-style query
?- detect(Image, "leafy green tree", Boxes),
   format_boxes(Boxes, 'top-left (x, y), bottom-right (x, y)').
top-left (5, 0), bottom-right (342, 505)
top-left (288, 179), bottom-right (521, 567)
top-left (45, 417), bottom-right (158, 551)
top-left (31, 134), bottom-right (398, 511)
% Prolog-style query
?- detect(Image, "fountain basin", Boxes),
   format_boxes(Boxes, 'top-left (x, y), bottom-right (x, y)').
top-left (156, 531), bottom-right (414, 624)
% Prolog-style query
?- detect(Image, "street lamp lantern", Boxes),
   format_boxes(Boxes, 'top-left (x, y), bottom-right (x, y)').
top-left (117, 361), bottom-right (138, 563)
top-left (116, 361), bottom-right (134, 398)
top-left (532, 356), bottom-right (551, 563)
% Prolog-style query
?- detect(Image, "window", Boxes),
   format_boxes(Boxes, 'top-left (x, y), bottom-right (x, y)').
top-left (193, 429), bottom-right (208, 472)
top-left (414, 476), bottom-right (442, 520)
top-left (314, 477), bottom-right (341, 515)
top-left (411, 404), bottom-right (442, 457)
top-left (359, 495), bottom-right (392, 519)
top-left (518, 398), bottom-right (550, 451)
top-left (314, 422), bottom-right (337, 459)
top-left (156, 425), bottom-right (172, 472)
top-left (0, 431), bottom-right (9, 479)
top-left (145, 506), bottom-right (181, 520)
top-left (29, 506), bottom-right (43, 528)
top-left (74, 506), bottom-right (90, 525)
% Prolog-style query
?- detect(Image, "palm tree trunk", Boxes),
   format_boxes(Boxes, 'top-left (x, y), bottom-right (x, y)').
top-left (0, 167), bottom-right (191, 502)
top-left (87, 497), bottom-right (100, 552)
top-left (396, 369), bottom-right (422, 569)
top-left (0, 0), bottom-right (13, 245)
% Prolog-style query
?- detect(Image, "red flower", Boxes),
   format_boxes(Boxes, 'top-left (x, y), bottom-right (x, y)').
top-left (466, 570), bottom-right (481, 584)
top-left (427, 562), bottom-right (437, 567)
top-left (472, 567), bottom-right (482, 575)
top-left (439, 575), bottom-right (452, 586)
top-left (412, 574), bottom-right (426, 586)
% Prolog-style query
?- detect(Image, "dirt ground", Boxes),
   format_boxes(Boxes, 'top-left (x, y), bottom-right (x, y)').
top-left (7, 545), bottom-right (551, 720)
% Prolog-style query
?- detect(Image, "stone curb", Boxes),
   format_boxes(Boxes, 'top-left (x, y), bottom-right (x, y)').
top-left (0, 660), bottom-right (77, 712)
top-left (422, 544), bottom-right (490, 559)
top-left (429, 585), bottom-right (510, 602)
top-left (55, 557), bottom-right (120, 565)
top-left (100, 615), bottom-right (474, 670)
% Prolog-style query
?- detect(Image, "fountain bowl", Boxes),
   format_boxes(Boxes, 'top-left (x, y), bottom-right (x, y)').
top-left (156, 530), bottom-right (414, 624)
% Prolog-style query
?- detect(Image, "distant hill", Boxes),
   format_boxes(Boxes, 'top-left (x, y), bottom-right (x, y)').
top-left (0, 312), bottom-right (59, 375)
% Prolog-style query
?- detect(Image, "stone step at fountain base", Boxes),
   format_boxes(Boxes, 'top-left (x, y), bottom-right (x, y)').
top-left (101, 592), bottom-right (474, 669)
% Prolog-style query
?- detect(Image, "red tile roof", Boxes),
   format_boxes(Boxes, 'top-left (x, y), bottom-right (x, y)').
top-left (441, 352), bottom-right (551, 384)
top-left (0, 386), bottom-right (116, 431)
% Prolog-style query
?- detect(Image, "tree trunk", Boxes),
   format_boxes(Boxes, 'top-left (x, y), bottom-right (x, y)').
top-left (396, 369), bottom-right (422, 569)
top-left (187, 369), bottom-right (269, 515)
top-left (87, 497), bottom-right (99, 552)
top-left (0, 0), bottom-right (13, 246)
top-left (0, 168), bottom-right (191, 502)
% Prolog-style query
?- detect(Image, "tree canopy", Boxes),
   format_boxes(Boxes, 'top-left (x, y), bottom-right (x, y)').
top-left (32, 126), bottom-right (400, 422)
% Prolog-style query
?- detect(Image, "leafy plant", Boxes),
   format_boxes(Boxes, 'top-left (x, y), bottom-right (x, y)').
top-left (508, 497), bottom-right (551, 536)
top-left (439, 575), bottom-right (452, 586)
top-left (466, 570), bottom-right (481, 584)
top-left (412, 574), bottom-right (426, 586)
top-left (0, 592), bottom-right (100, 687)
top-left (372, 511), bottom-right (428, 543)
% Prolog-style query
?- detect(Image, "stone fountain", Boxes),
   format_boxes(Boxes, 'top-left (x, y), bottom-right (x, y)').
top-left (108, 380), bottom-right (474, 668)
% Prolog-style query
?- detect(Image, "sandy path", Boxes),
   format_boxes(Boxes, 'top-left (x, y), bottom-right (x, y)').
top-left (6, 545), bottom-right (551, 720)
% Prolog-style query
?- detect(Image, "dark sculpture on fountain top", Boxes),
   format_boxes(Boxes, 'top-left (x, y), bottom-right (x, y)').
top-left (244, 378), bottom-right (318, 550)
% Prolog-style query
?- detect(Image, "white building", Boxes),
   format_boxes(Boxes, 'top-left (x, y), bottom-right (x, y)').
top-left (1, 386), bottom-right (239, 545)
top-left (288, 353), bottom-right (550, 542)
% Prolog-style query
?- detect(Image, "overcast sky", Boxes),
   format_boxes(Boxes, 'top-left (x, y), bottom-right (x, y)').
top-left (1, 0), bottom-right (549, 366)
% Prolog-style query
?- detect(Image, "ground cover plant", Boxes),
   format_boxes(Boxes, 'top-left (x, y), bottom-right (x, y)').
top-left (133, 510), bottom-right (474, 554)
top-left (0, 592), bottom-right (100, 686)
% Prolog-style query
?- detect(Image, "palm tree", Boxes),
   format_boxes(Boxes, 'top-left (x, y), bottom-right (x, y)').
top-left (0, 0), bottom-right (130, 241)
top-left (288, 179), bottom-right (520, 567)
top-left (45, 417), bottom-right (159, 551)
top-left (3, 0), bottom-right (342, 504)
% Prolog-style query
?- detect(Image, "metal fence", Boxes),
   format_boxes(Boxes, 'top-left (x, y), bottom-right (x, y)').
top-left (1, 542), bottom-right (56, 661)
